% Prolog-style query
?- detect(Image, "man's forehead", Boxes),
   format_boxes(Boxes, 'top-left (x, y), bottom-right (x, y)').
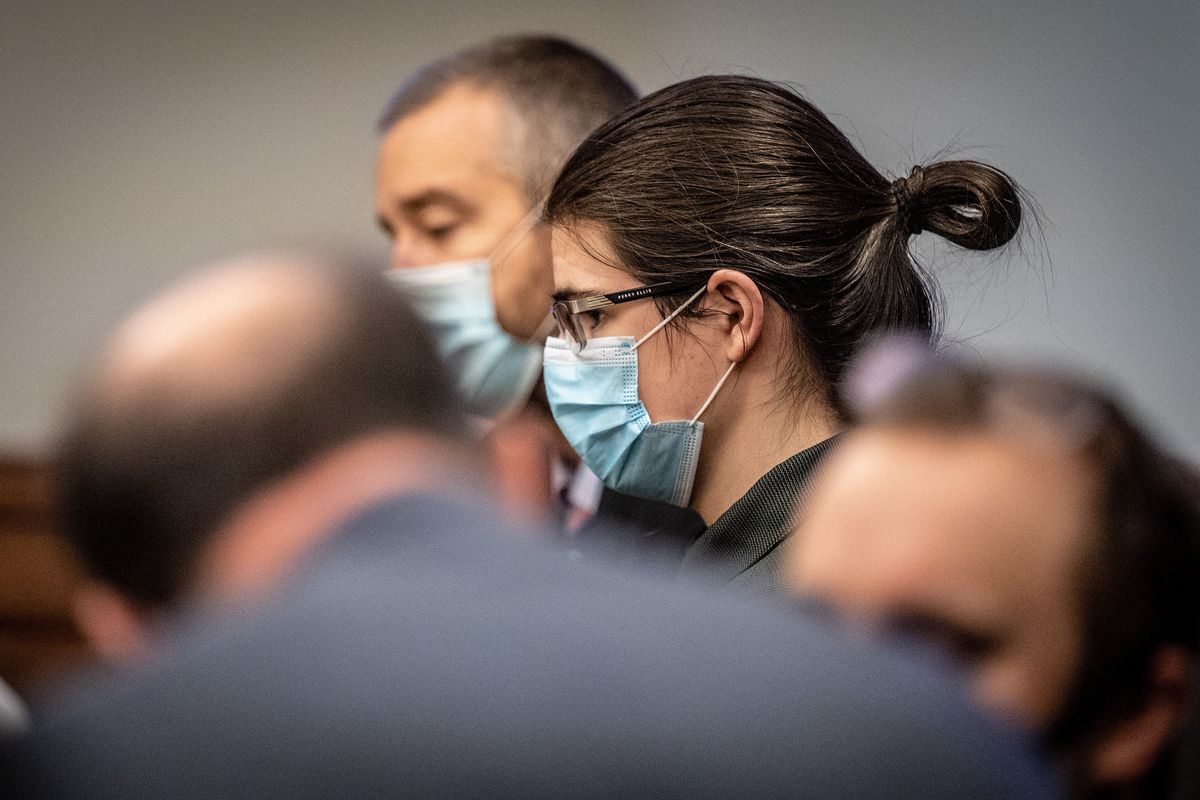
top-left (376, 83), bottom-right (519, 189)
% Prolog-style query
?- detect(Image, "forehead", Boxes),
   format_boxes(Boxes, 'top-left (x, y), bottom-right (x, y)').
top-left (549, 222), bottom-right (638, 293)
top-left (102, 263), bottom-right (334, 410)
top-left (795, 429), bottom-right (1095, 620)
top-left (375, 83), bottom-right (520, 198)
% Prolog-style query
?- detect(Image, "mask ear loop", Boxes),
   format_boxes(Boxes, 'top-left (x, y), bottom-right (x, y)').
top-left (629, 283), bottom-right (735, 421)
top-left (488, 204), bottom-right (544, 278)
top-left (634, 285), bottom-right (708, 349)
top-left (488, 203), bottom-right (552, 345)
top-left (691, 361), bottom-right (737, 423)
top-left (529, 309), bottom-right (558, 344)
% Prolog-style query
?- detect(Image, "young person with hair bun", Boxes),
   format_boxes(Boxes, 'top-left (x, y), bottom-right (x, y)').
top-left (541, 74), bottom-right (1025, 593)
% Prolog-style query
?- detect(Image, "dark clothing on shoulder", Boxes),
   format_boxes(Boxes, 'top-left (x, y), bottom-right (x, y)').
top-left (4, 492), bottom-right (1056, 800)
top-left (588, 486), bottom-right (708, 562)
top-left (682, 436), bottom-right (839, 596)
top-left (589, 436), bottom-right (838, 596)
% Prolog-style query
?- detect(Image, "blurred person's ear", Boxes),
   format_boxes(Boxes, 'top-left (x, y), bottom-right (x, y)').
top-left (1089, 645), bottom-right (1193, 786)
top-left (72, 581), bottom-right (151, 664)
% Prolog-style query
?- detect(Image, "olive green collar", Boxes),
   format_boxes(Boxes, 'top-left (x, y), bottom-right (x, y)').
top-left (681, 436), bottom-right (840, 583)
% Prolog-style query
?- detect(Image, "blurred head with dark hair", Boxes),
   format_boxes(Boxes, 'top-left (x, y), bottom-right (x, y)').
top-left (787, 344), bottom-right (1200, 798)
top-left (58, 254), bottom-right (473, 661)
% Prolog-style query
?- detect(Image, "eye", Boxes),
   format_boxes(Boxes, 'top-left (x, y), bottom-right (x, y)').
top-left (581, 309), bottom-right (603, 330)
top-left (931, 628), bottom-right (1001, 666)
top-left (889, 613), bottom-right (1003, 669)
top-left (424, 224), bottom-right (458, 242)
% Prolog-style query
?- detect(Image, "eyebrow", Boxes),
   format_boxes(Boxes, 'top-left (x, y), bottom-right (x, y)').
top-left (399, 190), bottom-right (473, 216)
top-left (551, 286), bottom-right (605, 303)
top-left (883, 605), bottom-right (1007, 656)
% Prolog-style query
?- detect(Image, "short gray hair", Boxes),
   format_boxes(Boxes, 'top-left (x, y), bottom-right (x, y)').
top-left (378, 36), bottom-right (637, 201)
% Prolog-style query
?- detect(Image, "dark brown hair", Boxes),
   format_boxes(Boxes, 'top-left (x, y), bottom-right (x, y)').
top-left (545, 75), bottom-right (1022, 416)
top-left (378, 35), bottom-right (637, 199)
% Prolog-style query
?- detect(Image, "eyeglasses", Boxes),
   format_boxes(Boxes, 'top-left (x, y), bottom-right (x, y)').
top-left (551, 280), bottom-right (703, 351)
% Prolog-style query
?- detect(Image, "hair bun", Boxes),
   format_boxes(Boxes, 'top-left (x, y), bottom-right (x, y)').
top-left (900, 160), bottom-right (1021, 251)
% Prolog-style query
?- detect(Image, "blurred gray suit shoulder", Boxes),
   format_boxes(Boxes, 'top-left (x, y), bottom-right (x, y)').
top-left (5, 494), bottom-right (1058, 800)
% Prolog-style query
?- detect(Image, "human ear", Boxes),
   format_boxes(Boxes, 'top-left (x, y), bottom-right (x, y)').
top-left (72, 581), bottom-right (152, 664)
top-left (705, 269), bottom-right (764, 363)
top-left (1087, 645), bottom-right (1193, 787)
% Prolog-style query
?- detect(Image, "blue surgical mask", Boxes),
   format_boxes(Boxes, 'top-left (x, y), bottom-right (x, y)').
top-left (388, 258), bottom-right (543, 421)
top-left (542, 287), bottom-right (736, 506)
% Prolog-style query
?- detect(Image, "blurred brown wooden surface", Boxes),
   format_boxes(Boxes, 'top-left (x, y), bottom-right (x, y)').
top-left (0, 457), bottom-right (92, 697)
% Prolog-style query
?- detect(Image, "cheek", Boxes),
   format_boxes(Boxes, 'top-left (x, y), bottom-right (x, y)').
top-left (636, 353), bottom-right (675, 421)
top-left (635, 333), bottom-right (708, 422)
top-left (447, 223), bottom-right (507, 261)
top-left (494, 230), bottom-right (550, 293)
top-left (972, 575), bottom-right (1084, 729)
top-left (493, 235), bottom-right (554, 340)
top-left (970, 640), bottom-right (1080, 730)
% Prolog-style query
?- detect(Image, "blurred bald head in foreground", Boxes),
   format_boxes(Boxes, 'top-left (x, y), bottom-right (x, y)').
top-left (58, 254), bottom-right (473, 659)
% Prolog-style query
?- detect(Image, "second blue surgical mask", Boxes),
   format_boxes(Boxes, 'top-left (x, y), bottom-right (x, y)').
top-left (388, 258), bottom-right (543, 420)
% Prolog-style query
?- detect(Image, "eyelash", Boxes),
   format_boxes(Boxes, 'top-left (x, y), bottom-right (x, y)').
top-left (583, 310), bottom-right (603, 328)
top-left (928, 628), bottom-right (1000, 666)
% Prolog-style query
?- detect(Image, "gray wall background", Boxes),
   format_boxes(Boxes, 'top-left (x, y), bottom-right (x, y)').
top-left (2, 0), bottom-right (1197, 459)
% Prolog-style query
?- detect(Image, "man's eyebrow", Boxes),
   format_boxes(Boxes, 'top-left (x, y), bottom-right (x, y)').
top-left (883, 604), bottom-right (1007, 654)
top-left (399, 190), bottom-right (472, 215)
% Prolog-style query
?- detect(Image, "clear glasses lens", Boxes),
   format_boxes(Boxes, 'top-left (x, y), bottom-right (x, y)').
top-left (551, 302), bottom-right (586, 352)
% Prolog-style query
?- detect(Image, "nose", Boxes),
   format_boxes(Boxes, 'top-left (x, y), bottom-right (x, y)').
top-left (389, 234), bottom-right (444, 270)
top-left (390, 237), bottom-right (418, 270)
